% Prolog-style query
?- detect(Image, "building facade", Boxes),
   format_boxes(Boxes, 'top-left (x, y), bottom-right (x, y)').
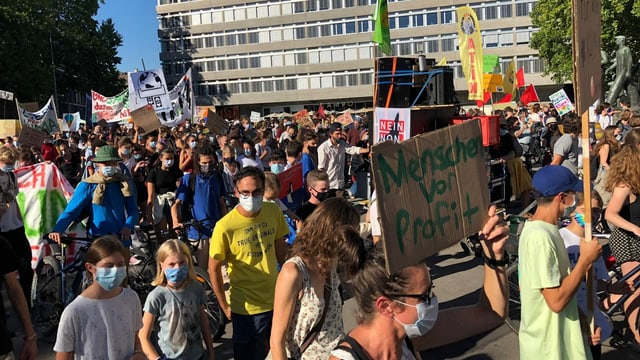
top-left (156, 0), bottom-right (553, 114)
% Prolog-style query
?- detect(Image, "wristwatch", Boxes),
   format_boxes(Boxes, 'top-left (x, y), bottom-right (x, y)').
top-left (484, 251), bottom-right (510, 269)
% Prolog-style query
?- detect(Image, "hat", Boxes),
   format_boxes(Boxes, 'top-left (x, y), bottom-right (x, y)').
top-left (328, 123), bottom-right (343, 133)
top-left (532, 165), bottom-right (584, 197)
top-left (92, 146), bottom-right (120, 163)
top-left (545, 117), bottom-right (558, 124)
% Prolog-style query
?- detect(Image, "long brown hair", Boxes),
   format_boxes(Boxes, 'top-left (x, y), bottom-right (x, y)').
top-left (289, 197), bottom-right (361, 278)
top-left (593, 125), bottom-right (620, 159)
top-left (606, 128), bottom-right (640, 193)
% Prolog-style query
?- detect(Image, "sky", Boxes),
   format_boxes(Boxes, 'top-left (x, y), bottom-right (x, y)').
top-left (95, 1), bottom-right (161, 73)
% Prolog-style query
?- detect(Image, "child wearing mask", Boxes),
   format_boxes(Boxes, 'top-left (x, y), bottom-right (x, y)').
top-left (296, 170), bottom-right (330, 221)
top-left (54, 236), bottom-right (144, 359)
top-left (139, 240), bottom-right (214, 360)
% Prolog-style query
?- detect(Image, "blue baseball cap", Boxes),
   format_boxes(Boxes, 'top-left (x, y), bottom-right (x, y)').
top-left (532, 165), bottom-right (584, 197)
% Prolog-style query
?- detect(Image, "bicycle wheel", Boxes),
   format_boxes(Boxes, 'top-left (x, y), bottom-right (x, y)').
top-left (31, 256), bottom-right (63, 336)
top-left (128, 255), bottom-right (157, 306)
top-left (505, 262), bottom-right (521, 334)
top-left (194, 266), bottom-right (226, 342)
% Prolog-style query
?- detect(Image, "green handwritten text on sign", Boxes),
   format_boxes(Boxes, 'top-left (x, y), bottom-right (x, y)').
top-left (371, 120), bottom-right (489, 274)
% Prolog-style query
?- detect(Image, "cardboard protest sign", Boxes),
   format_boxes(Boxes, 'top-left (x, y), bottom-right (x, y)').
top-left (16, 96), bottom-right (59, 133)
top-left (336, 110), bottom-right (353, 126)
top-left (374, 108), bottom-right (411, 144)
top-left (205, 109), bottom-right (229, 135)
top-left (91, 90), bottom-right (130, 123)
top-left (157, 68), bottom-right (195, 127)
top-left (128, 69), bottom-right (171, 112)
top-left (130, 105), bottom-right (162, 135)
top-left (277, 163), bottom-right (304, 210)
top-left (15, 162), bottom-right (77, 268)
top-left (18, 126), bottom-right (48, 147)
top-left (62, 112), bottom-right (80, 132)
top-left (372, 119), bottom-right (489, 273)
top-left (293, 109), bottom-right (314, 128)
top-left (549, 89), bottom-right (575, 116)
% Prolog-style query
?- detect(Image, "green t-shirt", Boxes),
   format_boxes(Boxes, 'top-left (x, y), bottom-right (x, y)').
top-left (518, 220), bottom-right (591, 360)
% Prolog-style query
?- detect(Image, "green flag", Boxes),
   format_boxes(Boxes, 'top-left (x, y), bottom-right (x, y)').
top-left (483, 54), bottom-right (499, 73)
top-left (372, 0), bottom-right (391, 55)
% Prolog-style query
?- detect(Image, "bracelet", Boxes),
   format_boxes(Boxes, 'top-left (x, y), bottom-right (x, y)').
top-left (484, 251), bottom-right (510, 269)
top-left (23, 334), bottom-right (37, 341)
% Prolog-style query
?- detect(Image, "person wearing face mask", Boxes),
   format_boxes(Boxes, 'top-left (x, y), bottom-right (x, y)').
top-left (139, 239), bottom-right (215, 360)
top-left (330, 207), bottom-right (509, 360)
top-left (238, 138), bottom-right (264, 170)
top-left (268, 149), bottom-right (287, 175)
top-left (209, 166), bottom-right (290, 360)
top-left (317, 123), bottom-right (369, 198)
top-left (296, 170), bottom-right (330, 221)
top-left (560, 191), bottom-right (627, 359)
top-left (54, 236), bottom-right (145, 360)
top-left (542, 116), bottom-right (562, 153)
top-left (179, 135), bottom-right (198, 173)
top-left (270, 200), bottom-right (363, 360)
top-left (55, 141), bottom-right (82, 187)
top-left (298, 130), bottom-right (318, 180)
top-left (50, 146), bottom-right (139, 247)
top-left (147, 149), bottom-right (183, 234)
top-left (118, 137), bottom-right (137, 174)
top-left (40, 137), bottom-right (59, 162)
top-left (171, 144), bottom-right (227, 267)
top-left (518, 165), bottom-right (603, 360)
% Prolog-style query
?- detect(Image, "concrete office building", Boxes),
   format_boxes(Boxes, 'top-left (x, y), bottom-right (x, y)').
top-left (156, 0), bottom-right (553, 114)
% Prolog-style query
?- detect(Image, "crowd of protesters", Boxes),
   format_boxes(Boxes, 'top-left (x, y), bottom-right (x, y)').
top-left (1, 100), bottom-right (640, 359)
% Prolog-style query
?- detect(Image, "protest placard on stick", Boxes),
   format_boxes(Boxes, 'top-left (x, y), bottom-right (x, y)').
top-left (371, 119), bottom-right (489, 274)
top-left (205, 109), bottom-right (229, 135)
top-left (130, 105), bottom-right (161, 135)
top-left (18, 126), bottom-right (48, 148)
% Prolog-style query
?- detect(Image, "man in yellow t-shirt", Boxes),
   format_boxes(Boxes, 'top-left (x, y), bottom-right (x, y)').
top-left (209, 166), bottom-right (289, 360)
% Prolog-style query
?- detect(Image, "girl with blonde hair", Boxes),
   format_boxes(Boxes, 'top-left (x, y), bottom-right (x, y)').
top-left (604, 128), bottom-right (640, 349)
top-left (139, 239), bottom-right (214, 360)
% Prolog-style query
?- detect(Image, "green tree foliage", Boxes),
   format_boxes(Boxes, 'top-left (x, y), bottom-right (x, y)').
top-left (530, 0), bottom-right (640, 84)
top-left (0, 0), bottom-right (124, 104)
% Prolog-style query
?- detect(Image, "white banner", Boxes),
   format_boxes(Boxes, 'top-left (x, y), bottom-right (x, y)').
top-left (156, 68), bottom-right (194, 127)
top-left (15, 163), bottom-right (77, 268)
top-left (374, 108), bottom-right (412, 144)
top-left (128, 69), bottom-right (172, 113)
top-left (16, 96), bottom-right (60, 133)
top-left (91, 90), bottom-right (130, 123)
top-left (62, 112), bottom-right (81, 132)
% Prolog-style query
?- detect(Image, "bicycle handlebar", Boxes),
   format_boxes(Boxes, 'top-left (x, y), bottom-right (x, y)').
top-left (43, 233), bottom-right (93, 246)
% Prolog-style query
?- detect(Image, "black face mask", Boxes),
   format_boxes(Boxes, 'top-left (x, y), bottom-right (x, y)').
top-left (308, 146), bottom-right (318, 154)
top-left (315, 190), bottom-right (329, 202)
top-left (549, 124), bottom-right (558, 131)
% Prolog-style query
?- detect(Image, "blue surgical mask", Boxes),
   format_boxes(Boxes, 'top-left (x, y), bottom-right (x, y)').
top-left (270, 163), bottom-right (285, 174)
top-left (121, 148), bottom-right (131, 155)
top-left (190, 141), bottom-right (197, 149)
top-left (101, 165), bottom-right (117, 177)
top-left (134, 154), bottom-right (143, 160)
top-left (1, 165), bottom-right (14, 173)
top-left (243, 149), bottom-right (252, 157)
top-left (149, 141), bottom-right (157, 149)
top-left (94, 266), bottom-right (127, 292)
top-left (165, 265), bottom-right (189, 284)
top-left (393, 296), bottom-right (439, 338)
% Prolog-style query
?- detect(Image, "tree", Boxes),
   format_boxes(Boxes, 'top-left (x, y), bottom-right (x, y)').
top-left (530, 0), bottom-right (640, 84)
top-left (0, 0), bottom-right (124, 107)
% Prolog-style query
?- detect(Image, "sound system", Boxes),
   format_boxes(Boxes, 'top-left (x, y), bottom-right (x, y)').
top-left (376, 57), bottom-right (456, 108)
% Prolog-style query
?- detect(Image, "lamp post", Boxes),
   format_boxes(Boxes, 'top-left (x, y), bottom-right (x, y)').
top-left (49, 31), bottom-right (59, 113)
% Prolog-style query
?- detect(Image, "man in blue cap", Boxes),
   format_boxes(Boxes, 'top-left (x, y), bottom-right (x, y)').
top-left (518, 165), bottom-right (602, 359)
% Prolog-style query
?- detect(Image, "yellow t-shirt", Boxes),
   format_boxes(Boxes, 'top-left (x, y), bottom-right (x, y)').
top-left (209, 202), bottom-right (289, 315)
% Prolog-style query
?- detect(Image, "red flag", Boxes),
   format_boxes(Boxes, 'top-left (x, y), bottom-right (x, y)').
top-left (520, 84), bottom-right (540, 105)
top-left (497, 93), bottom-right (512, 103)
top-left (516, 67), bottom-right (525, 88)
top-left (475, 91), bottom-right (492, 108)
top-left (317, 103), bottom-right (326, 119)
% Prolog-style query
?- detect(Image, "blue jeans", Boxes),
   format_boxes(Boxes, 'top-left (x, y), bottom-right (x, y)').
top-left (231, 310), bottom-right (273, 360)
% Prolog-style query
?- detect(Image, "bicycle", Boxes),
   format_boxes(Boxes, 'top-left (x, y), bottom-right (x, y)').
top-left (128, 222), bottom-right (159, 306)
top-left (30, 234), bottom-right (93, 337)
top-left (158, 219), bottom-right (227, 342)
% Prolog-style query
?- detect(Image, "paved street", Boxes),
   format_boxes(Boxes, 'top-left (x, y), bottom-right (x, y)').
top-left (18, 242), bottom-right (639, 359)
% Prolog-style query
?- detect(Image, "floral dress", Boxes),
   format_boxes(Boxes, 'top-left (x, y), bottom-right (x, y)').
top-left (285, 256), bottom-right (343, 360)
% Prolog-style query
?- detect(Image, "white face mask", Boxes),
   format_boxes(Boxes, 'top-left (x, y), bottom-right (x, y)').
top-left (163, 159), bottom-right (174, 168)
top-left (238, 194), bottom-right (263, 213)
top-left (393, 296), bottom-right (439, 338)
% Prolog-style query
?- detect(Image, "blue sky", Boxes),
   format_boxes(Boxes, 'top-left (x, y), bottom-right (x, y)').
top-left (96, 1), bottom-right (161, 73)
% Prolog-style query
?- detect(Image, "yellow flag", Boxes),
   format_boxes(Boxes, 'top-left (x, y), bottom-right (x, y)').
top-left (436, 57), bottom-right (447, 66)
top-left (483, 74), bottom-right (504, 92)
top-left (503, 58), bottom-right (517, 96)
top-left (456, 6), bottom-right (483, 100)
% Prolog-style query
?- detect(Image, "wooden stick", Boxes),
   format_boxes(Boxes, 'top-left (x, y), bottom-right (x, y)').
top-left (580, 109), bottom-right (595, 334)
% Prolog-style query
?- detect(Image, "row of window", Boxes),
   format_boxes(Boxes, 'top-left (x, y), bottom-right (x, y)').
top-left (162, 27), bottom-right (537, 76)
top-left (185, 57), bottom-right (544, 97)
top-left (193, 71), bottom-right (374, 96)
top-left (159, 0), bottom-right (538, 30)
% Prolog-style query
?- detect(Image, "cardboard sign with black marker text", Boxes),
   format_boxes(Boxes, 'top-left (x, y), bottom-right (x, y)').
top-left (371, 119), bottom-right (489, 274)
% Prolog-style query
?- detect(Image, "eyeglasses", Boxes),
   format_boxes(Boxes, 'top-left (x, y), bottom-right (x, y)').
top-left (237, 189), bottom-right (264, 197)
top-left (388, 281), bottom-right (435, 304)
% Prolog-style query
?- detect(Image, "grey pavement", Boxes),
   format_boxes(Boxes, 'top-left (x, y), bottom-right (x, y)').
top-left (13, 242), bottom-right (639, 359)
